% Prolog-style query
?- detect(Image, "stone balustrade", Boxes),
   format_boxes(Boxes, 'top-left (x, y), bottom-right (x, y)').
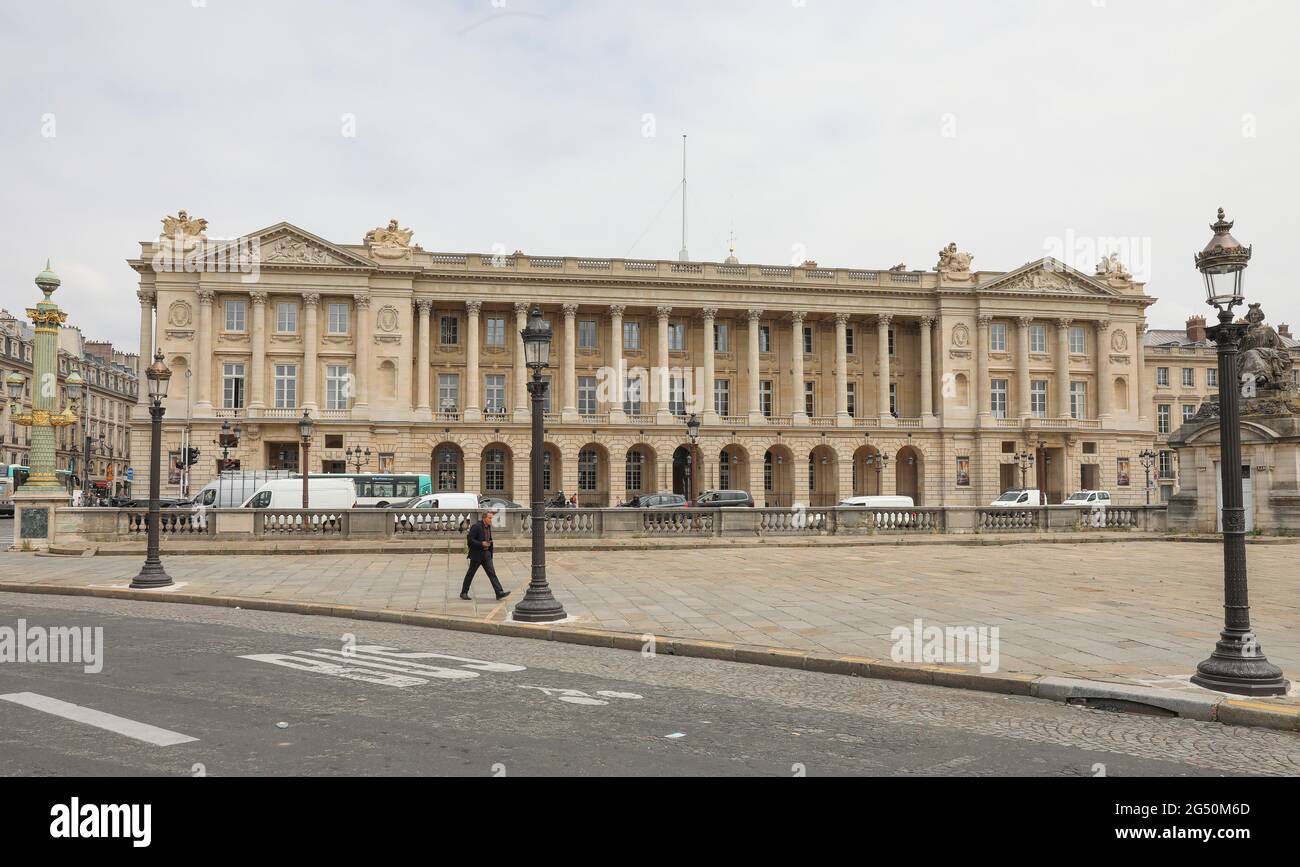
top-left (49, 504), bottom-right (1168, 545)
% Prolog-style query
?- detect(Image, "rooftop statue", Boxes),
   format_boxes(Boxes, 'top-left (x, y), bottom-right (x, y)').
top-left (1240, 304), bottom-right (1294, 392)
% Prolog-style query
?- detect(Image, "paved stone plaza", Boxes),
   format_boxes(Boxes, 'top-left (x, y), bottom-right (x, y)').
top-left (1, 541), bottom-right (1296, 692)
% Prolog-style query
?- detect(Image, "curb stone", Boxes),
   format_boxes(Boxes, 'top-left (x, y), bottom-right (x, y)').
top-left (0, 581), bottom-right (1296, 734)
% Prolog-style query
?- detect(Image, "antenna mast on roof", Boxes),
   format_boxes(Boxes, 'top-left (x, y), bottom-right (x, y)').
top-left (678, 135), bottom-right (689, 262)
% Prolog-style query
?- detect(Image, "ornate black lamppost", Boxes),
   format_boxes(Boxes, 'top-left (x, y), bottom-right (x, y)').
top-left (685, 412), bottom-right (701, 504)
top-left (130, 351), bottom-right (173, 589)
top-left (513, 307), bottom-right (567, 623)
top-left (1138, 449), bottom-right (1157, 505)
top-left (214, 418), bottom-right (242, 473)
top-left (299, 410), bottom-right (314, 509)
top-left (1014, 449), bottom-right (1036, 489)
top-left (1190, 209), bottom-right (1288, 697)
top-left (346, 446), bottom-right (372, 473)
top-left (865, 450), bottom-right (889, 493)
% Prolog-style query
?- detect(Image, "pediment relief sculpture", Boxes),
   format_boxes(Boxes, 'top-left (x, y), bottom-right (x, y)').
top-left (262, 235), bottom-right (333, 266)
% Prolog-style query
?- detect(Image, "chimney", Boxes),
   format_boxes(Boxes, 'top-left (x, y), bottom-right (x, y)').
top-left (1186, 315), bottom-right (1207, 343)
top-left (1280, 323), bottom-right (1293, 339)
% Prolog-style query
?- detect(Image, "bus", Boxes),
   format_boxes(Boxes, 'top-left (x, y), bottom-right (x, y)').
top-left (306, 474), bottom-right (432, 508)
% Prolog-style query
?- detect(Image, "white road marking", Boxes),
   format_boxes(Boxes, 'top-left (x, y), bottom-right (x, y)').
top-left (519, 685), bottom-right (645, 706)
top-left (91, 582), bottom-right (191, 593)
top-left (0, 692), bottom-right (197, 747)
top-left (239, 645), bottom-right (528, 690)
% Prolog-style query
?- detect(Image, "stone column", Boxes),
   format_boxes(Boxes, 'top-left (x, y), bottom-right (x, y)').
top-left (975, 314), bottom-right (992, 421)
top-left (746, 309), bottom-right (764, 424)
top-left (136, 290), bottom-right (155, 410)
top-left (302, 293), bottom-right (320, 412)
top-left (919, 315), bottom-right (936, 422)
top-left (608, 305), bottom-right (627, 424)
top-left (465, 300), bottom-right (482, 421)
top-left (1135, 322), bottom-right (1149, 425)
top-left (791, 312), bottom-right (808, 423)
top-left (513, 302), bottom-right (529, 423)
top-left (194, 289), bottom-right (215, 414)
top-left (353, 294), bottom-right (371, 414)
top-left (1016, 316), bottom-right (1033, 419)
top-left (562, 304), bottom-right (579, 422)
top-left (835, 313), bottom-right (852, 426)
top-left (656, 306), bottom-right (674, 424)
top-left (415, 298), bottom-right (432, 416)
top-left (876, 313), bottom-right (893, 422)
top-left (1055, 318), bottom-right (1073, 418)
top-left (1096, 319), bottom-right (1112, 423)
top-left (249, 291), bottom-right (268, 411)
top-left (701, 307), bottom-right (719, 424)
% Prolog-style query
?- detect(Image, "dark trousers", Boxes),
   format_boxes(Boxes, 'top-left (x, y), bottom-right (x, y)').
top-left (462, 555), bottom-right (504, 596)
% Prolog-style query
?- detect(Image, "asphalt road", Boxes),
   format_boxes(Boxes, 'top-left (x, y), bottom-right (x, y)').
top-left (0, 592), bottom-right (1297, 777)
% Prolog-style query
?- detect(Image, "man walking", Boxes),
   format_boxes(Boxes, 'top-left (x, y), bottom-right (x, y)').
top-left (461, 509), bottom-right (510, 601)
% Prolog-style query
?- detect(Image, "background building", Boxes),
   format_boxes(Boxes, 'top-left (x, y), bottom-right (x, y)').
top-left (131, 216), bottom-right (1167, 507)
top-left (0, 310), bottom-right (138, 495)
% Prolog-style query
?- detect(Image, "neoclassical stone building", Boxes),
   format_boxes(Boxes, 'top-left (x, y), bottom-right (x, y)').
top-left (130, 216), bottom-right (1161, 507)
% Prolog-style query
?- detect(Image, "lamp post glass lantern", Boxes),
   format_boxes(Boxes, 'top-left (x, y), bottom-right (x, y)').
top-left (299, 410), bottom-right (314, 510)
top-left (131, 351), bottom-right (173, 589)
top-left (1189, 209), bottom-right (1288, 697)
top-left (685, 413), bottom-right (701, 503)
top-left (1138, 449), bottom-right (1157, 506)
top-left (514, 307), bottom-right (567, 623)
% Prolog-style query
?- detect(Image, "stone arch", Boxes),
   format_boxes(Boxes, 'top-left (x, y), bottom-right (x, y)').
top-left (431, 442), bottom-right (465, 492)
top-left (808, 444), bottom-right (839, 507)
top-left (623, 443), bottom-right (657, 500)
top-left (1112, 376), bottom-right (1128, 413)
top-left (764, 444), bottom-right (795, 508)
top-left (480, 442), bottom-right (513, 500)
top-left (717, 444), bottom-right (750, 494)
top-left (378, 359), bottom-right (397, 399)
top-left (577, 442), bottom-right (611, 507)
top-left (953, 372), bottom-right (970, 407)
top-left (852, 444), bottom-right (883, 497)
top-left (896, 444), bottom-right (924, 505)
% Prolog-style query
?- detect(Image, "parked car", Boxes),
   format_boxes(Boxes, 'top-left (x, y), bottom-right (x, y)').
top-left (621, 493), bottom-right (688, 509)
top-left (241, 478), bottom-right (357, 510)
top-left (479, 496), bottom-right (524, 510)
top-left (989, 489), bottom-right (1047, 508)
top-left (696, 490), bottom-right (754, 508)
top-left (838, 495), bottom-right (915, 509)
top-left (397, 492), bottom-right (482, 511)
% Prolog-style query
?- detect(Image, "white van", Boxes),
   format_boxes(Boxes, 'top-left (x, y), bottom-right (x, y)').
top-left (400, 493), bottom-right (482, 511)
top-left (1065, 490), bottom-right (1111, 507)
top-left (242, 478), bottom-right (357, 510)
top-left (193, 471), bottom-right (296, 510)
top-left (989, 489), bottom-right (1047, 508)
top-left (838, 495), bottom-right (915, 509)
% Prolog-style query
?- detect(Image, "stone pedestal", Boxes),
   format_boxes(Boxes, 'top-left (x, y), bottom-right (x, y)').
top-left (1168, 394), bottom-right (1300, 535)
top-left (11, 490), bottom-right (69, 552)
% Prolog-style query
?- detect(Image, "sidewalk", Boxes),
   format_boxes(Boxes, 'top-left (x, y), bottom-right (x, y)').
top-left (2, 541), bottom-right (1297, 723)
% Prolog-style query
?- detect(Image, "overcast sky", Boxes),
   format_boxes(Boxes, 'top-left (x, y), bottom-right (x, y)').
top-left (1, 0), bottom-right (1297, 349)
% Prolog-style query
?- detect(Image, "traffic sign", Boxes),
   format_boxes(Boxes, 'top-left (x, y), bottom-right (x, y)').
top-left (126, 468), bottom-right (135, 481)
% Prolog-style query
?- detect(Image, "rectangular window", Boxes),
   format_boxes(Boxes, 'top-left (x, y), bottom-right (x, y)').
top-left (579, 376), bottom-right (598, 415)
top-left (276, 302), bottom-right (297, 333)
top-left (888, 327), bottom-right (896, 357)
top-left (624, 321), bottom-right (642, 350)
top-left (327, 303), bottom-right (349, 335)
top-left (1182, 404), bottom-right (1196, 423)
top-left (1207, 368), bottom-right (1218, 388)
top-left (668, 322), bottom-right (684, 352)
top-left (714, 322), bottom-right (729, 353)
top-left (1157, 367), bottom-right (1169, 388)
top-left (439, 316), bottom-right (458, 346)
top-left (1117, 457), bottom-right (1132, 487)
top-left (222, 363), bottom-right (245, 409)
top-left (1157, 404), bottom-right (1171, 434)
top-left (326, 365), bottom-right (351, 410)
top-left (624, 376), bottom-right (643, 415)
top-left (990, 323), bottom-right (1007, 352)
top-left (845, 328), bottom-right (855, 355)
top-left (1030, 324), bottom-right (1046, 353)
top-left (578, 319), bottom-right (598, 350)
top-left (1070, 381), bottom-right (1088, 420)
top-left (846, 383), bottom-right (856, 418)
top-left (760, 380), bottom-right (773, 417)
top-left (1182, 368), bottom-right (1195, 388)
top-left (225, 300), bottom-right (246, 332)
top-left (1031, 380), bottom-right (1048, 418)
top-left (485, 374), bottom-right (506, 413)
top-left (625, 453), bottom-right (642, 493)
top-left (804, 382), bottom-right (815, 416)
top-left (274, 363), bottom-right (297, 409)
top-left (1159, 450), bottom-right (1174, 479)
top-left (803, 326), bottom-right (814, 355)
top-left (759, 325), bottom-right (771, 354)
top-left (668, 377), bottom-right (686, 416)
top-left (438, 374), bottom-right (460, 411)
top-left (956, 457), bottom-right (971, 487)
top-left (1069, 326), bottom-right (1086, 355)
top-left (486, 317), bottom-right (506, 348)
top-left (714, 380), bottom-right (730, 416)
top-left (578, 450), bottom-right (598, 493)
top-left (889, 382), bottom-right (898, 416)
top-left (540, 376), bottom-right (553, 414)
top-left (990, 379), bottom-right (1008, 419)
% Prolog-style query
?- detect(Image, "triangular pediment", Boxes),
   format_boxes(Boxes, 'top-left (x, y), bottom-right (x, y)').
top-left (216, 222), bottom-right (378, 269)
top-left (977, 258), bottom-right (1122, 296)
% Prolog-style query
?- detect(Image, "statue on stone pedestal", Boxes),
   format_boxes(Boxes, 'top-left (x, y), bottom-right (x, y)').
top-left (1240, 304), bottom-right (1293, 392)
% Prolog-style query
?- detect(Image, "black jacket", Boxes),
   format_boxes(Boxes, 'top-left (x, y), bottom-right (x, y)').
top-left (466, 521), bottom-right (494, 562)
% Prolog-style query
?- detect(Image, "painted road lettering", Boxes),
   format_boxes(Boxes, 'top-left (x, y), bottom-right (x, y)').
top-left (240, 645), bottom-right (525, 689)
